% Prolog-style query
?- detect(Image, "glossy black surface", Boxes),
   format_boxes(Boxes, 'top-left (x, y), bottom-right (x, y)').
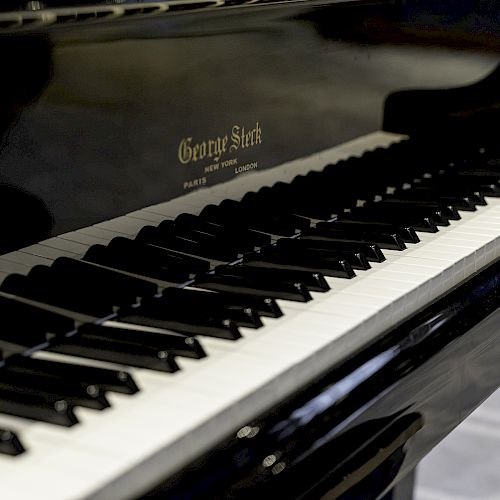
top-left (0, 0), bottom-right (499, 494)
top-left (0, 1), bottom-right (498, 250)
top-left (145, 254), bottom-right (500, 498)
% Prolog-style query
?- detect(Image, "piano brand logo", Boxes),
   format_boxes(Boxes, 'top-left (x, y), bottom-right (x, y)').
top-left (178, 122), bottom-right (262, 165)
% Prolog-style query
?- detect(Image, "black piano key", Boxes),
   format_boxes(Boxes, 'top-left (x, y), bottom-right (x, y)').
top-left (242, 203), bottom-right (312, 232)
top-left (274, 238), bottom-right (371, 270)
top-left (0, 368), bottom-right (110, 410)
top-left (136, 227), bottom-right (212, 273)
top-left (455, 169), bottom-right (500, 178)
top-left (435, 175), bottom-right (500, 198)
top-left (120, 301), bottom-right (242, 340)
top-left (0, 330), bottom-right (47, 352)
top-left (0, 294), bottom-right (75, 338)
top-left (157, 220), bottom-right (247, 256)
top-left (51, 257), bottom-right (158, 303)
top-left (136, 225), bottom-right (239, 262)
top-left (173, 214), bottom-right (225, 234)
top-left (177, 214), bottom-right (272, 247)
top-left (297, 232), bottom-right (386, 262)
top-left (417, 178), bottom-right (488, 205)
top-left (194, 274), bottom-right (313, 301)
top-left (313, 222), bottom-right (407, 250)
top-left (361, 202), bottom-right (451, 226)
top-left (377, 198), bottom-right (461, 220)
top-left (442, 189), bottom-right (487, 206)
top-left (10, 356), bottom-right (138, 395)
top-left (241, 249), bottom-right (355, 279)
top-left (109, 236), bottom-right (207, 276)
top-left (452, 190), bottom-right (486, 205)
top-left (287, 182), bottom-right (350, 219)
top-left (198, 205), bottom-right (271, 247)
top-left (200, 204), bottom-right (298, 237)
top-left (338, 209), bottom-right (439, 233)
top-left (474, 183), bottom-right (500, 197)
top-left (0, 307), bottom-right (49, 349)
top-left (406, 194), bottom-right (475, 212)
top-left (182, 229), bottom-right (245, 256)
top-left (267, 182), bottom-right (334, 220)
top-left (1, 271), bottom-right (113, 318)
top-left (0, 429), bottom-right (24, 456)
top-left (0, 386), bottom-right (77, 426)
top-left (160, 288), bottom-right (263, 329)
top-left (81, 244), bottom-right (163, 282)
top-left (216, 265), bottom-right (330, 292)
top-left (119, 314), bottom-right (241, 341)
top-left (29, 266), bottom-right (116, 316)
top-left (223, 197), bottom-right (310, 235)
top-left (174, 213), bottom-right (268, 250)
top-left (331, 219), bottom-right (420, 244)
top-left (82, 322), bottom-right (206, 359)
top-left (155, 219), bottom-right (175, 234)
top-left (395, 188), bottom-right (477, 212)
top-left (85, 241), bottom-right (190, 283)
top-left (48, 334), bottom-right (180, 373)
top-left (4, 357), bottom-right (113, 407)
top-left (225, 307), bottom-right (263, 329)
top-left (434, 195), bottom-right (476, 211)
top-left (207, 292), bottom-right (283, 318)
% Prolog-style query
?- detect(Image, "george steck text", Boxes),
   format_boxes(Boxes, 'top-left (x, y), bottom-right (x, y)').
top-left (178, 122), bottom-right (262, 165)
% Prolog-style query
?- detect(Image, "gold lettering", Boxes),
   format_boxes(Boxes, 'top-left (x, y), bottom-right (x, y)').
top-left (220, 136), bottom-right (228, 160)
top-left (199, 142), bottom-right (207, 160)
top-left (178, 138), bottom-right (193, 165)
top-left (178, 122), bottom-right (261, 165)
top-left (192, 144), bottom-right (199, 162)
top-left (208, 139), bottom-right (216, 158)
top-left (183, 176), bottom-right (207, 190)
top-left (234, 161), bottom-right (258, 174)
top-left (204, 163), bottom-right (220, 173)
top-left (230, 125), bottom-right (240, 153)
top-left (255, 122), bottom-right (262, 145)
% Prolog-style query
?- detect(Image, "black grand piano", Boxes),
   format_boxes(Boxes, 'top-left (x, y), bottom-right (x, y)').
top-left (0, 0), bottom-right (499, 498)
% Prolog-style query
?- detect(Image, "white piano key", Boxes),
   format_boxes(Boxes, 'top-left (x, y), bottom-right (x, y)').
top-left (39, 237), bottom-right (88, 256)
top-left (1, 251), bottom-right (52, 268)
top-left (78, 225), bottom-right (125, 243)
top-left (0, 258), bottom-right (31, 275)
top-left (58, 230), bottom-right (106, 247)
top-left (94, 216), bottom-right (147, 236)
top-left (141, 202), bottom-right (183, 218)
top-left (126, 210), bottom-right (165, 224)
top-left (4, 131), bottom-right (500, 500)
top-left (144, 200), bottom-right (202, 219)
top-left (19, 244), bottom-right (76, 261)
top-left (0, 430), bottom-right (122, 500)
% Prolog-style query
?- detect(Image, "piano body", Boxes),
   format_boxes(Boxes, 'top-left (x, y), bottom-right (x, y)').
top-left (0, 0), bottom-right (499, 498)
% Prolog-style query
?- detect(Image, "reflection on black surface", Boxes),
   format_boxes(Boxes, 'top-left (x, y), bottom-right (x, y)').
top-left (0, 36), bottom-right (54, 252)
top-left (304, 0), bottom-right (500, 50)
top-left (0, 184), bottom-right (52, 254)
top-left (384, 63), bottom-right (500, 142)
top-left (0, 35), bottom-right (52, 139)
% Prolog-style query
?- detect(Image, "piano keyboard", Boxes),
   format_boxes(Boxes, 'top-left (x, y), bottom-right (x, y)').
top-left (0, 131), bottom-right (499, 499)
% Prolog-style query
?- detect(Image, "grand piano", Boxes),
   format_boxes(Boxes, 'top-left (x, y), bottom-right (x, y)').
top-left (0, 0), bottom-right (499, 498)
